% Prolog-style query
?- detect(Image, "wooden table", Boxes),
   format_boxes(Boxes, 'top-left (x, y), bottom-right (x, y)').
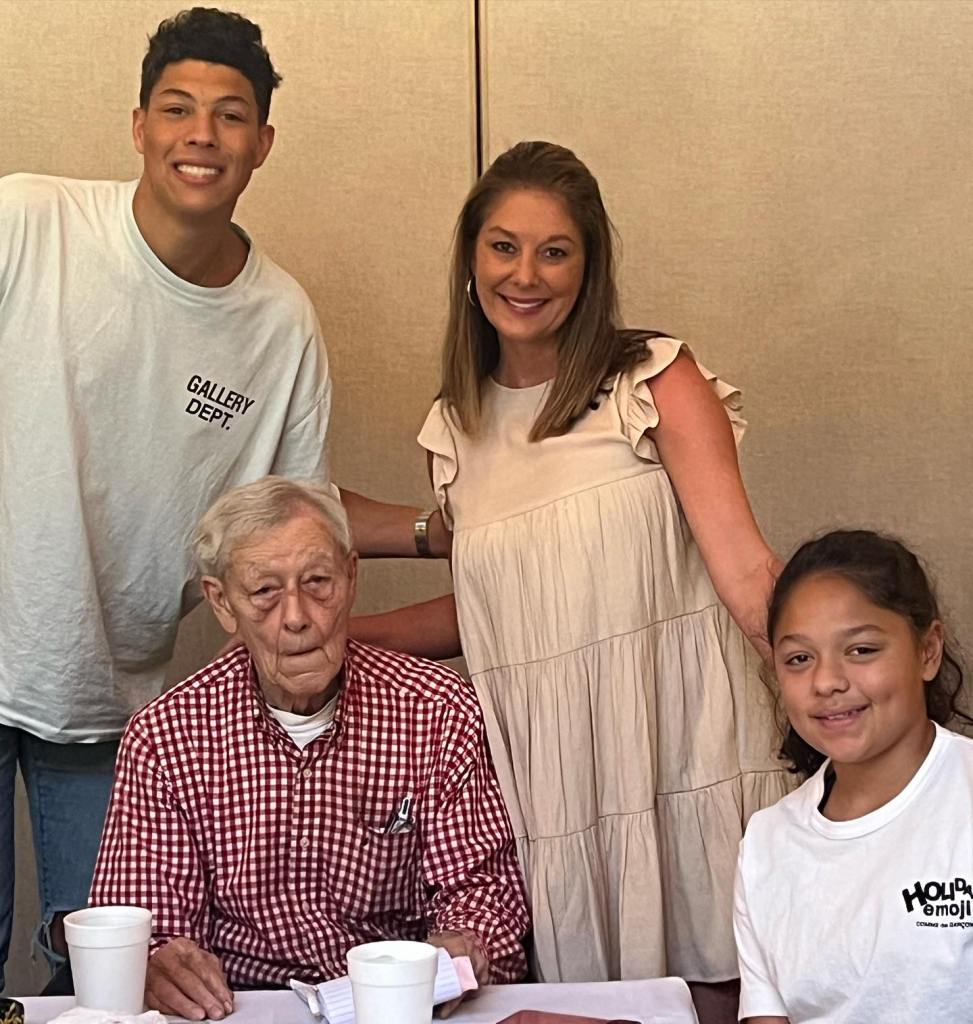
top-left (20, 978), bottom-right (699, 1023)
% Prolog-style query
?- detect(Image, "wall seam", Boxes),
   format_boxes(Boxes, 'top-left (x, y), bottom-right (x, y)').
top-left (474, 0), bottom-right (485, 176)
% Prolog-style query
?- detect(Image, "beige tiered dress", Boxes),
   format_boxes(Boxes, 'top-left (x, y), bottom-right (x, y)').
top-left (418, 337), bottom-right (790, 984)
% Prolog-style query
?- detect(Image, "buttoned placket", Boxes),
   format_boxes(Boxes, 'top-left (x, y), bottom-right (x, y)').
top-left (290, 741), bottom-right (323, 911)
top-left (245, 658), bottom-right (348, 915)
top-left (244, 660), bottom-right (330, 922)
top-left (248, 716), bottom-right (330, 978)
top-left (275, 688), bottom-right (350, 977)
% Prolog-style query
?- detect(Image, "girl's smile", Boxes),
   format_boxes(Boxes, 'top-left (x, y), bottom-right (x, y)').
top-left (811, 703), bottom-right (869, 729)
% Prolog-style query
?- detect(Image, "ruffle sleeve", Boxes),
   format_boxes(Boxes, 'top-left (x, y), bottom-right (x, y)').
top-left (616, 336), bottom-right (747, 463)
top-left (417, 399), bottom-right (459, 530)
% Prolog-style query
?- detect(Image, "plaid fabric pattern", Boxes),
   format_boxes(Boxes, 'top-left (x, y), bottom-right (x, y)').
top-left (90, 640), bottom-right (528, 987)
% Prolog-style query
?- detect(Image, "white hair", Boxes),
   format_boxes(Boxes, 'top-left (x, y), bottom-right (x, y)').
top-left (192, 476), bottom-right (352, 579)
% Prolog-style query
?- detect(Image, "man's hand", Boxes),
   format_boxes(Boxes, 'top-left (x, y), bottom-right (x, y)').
top-left (427, 929), bottom-right (490, 1018)
top-left (145, 937), bottom-right (234, 1021)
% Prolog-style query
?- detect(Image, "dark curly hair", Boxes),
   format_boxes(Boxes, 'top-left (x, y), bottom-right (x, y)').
top-left (140, 8), bottom-right (281, 124)
top-left (767, 529), bottom-right (971, 777)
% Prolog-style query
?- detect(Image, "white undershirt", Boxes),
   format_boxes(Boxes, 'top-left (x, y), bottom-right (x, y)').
top-left (268, 693), bottom-right (339, 750)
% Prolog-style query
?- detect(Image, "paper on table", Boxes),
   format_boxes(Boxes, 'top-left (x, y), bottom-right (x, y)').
top-left (44, 1010), bottom-right (168, 1024)
top-left (290, 948), bottom-right (476, 1022)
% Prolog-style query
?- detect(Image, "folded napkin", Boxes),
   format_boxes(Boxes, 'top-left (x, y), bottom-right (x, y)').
top-left (45, 1011), bottom-right (167, 1024)
top-left (290, 948), bottom-right (477, 1023)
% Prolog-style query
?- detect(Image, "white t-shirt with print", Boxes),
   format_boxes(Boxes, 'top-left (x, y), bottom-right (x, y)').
top-left (0, 174), bottom-right (332, 742)
top-left (735, 724), bottom-right (973, 1023)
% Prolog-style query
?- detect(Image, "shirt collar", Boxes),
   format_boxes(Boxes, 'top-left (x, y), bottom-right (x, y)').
top-left (244, 645), bottom-right (362, 751)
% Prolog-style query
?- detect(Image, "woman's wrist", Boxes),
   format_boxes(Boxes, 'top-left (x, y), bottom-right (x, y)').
top-left (413, 509), bottom-right (436, 557)
top-left (420, 507), bottom-right (452, 559)
top-left (429, 508), bottom-right (453, 559)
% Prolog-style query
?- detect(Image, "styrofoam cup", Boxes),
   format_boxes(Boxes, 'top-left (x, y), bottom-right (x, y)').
top-left (346, 940), bottom-right (438, 1024)
top-left (63, 905), bottom-right (152, 1013)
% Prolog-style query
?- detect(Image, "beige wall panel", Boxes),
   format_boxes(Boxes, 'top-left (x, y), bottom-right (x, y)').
top-left (483, 0), bottom-right (973, 655)
top-left (0, 0), bottom-right (473, 994)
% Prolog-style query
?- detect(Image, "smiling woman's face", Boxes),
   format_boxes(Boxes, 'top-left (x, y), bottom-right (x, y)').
top-left (203, 507), bottom-right (357, 714)
top-left (472, 188), bottom-right (585, 355)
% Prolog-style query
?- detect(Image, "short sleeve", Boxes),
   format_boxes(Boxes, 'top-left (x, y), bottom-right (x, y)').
top-left (614, 336), bottom-right (747, 463)
top-left (734, 846), bottom-right (789, 1020)
top-left (417, 399), bottom-right (458, 530)
top-left (269, 321), bottom-right (333, 488)
top-left (0, 174), bottom-right (37, 300)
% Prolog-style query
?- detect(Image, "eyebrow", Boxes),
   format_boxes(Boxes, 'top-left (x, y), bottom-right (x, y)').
top-left (776, 624), bottom-right (888, 646)
top-left (484, 226), bottom-right (578, 246)
top-left (156, 88), bottom-right (253, 106)
top-left (238, 553), bottom-right (340, 576)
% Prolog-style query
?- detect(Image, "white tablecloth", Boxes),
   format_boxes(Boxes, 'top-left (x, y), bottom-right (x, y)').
top-left (19, 979), bottom-right (698, 1024)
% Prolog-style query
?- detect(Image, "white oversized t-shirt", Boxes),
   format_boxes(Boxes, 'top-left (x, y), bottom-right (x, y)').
top-left (0, 174), bottom-right (332, 741)
top-left (735, 724), bottom-right (973, 1022)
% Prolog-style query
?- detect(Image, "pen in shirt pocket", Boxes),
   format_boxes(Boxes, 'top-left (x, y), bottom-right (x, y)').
top-left (383, 793), bottom-right (415, 834)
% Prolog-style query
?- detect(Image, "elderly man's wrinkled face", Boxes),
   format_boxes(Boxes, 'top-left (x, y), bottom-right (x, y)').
top-left (202, 506), bottom-right (358, 714)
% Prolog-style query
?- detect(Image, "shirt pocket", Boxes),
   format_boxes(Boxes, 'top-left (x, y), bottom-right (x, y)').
top-left (326, 817), bottom-right (423, 923)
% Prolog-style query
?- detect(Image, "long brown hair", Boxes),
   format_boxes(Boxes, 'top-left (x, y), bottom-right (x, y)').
top-left (441, 141), bottom-right (651, 440)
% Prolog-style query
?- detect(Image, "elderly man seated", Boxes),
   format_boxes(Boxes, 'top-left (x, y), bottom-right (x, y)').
top-left (89, 477), bottom-right (528, 1021)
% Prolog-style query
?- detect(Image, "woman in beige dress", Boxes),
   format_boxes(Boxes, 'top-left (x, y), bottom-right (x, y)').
top-left (355, 141), bottom-right (789, 1023)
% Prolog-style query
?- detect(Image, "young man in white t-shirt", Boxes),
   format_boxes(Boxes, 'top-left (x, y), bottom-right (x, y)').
top-left (0, 8), bottom-right (449, 988)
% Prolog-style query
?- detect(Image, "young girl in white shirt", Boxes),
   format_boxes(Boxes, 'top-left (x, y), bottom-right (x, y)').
top-left (734, 529), bottom-right (973, 1024)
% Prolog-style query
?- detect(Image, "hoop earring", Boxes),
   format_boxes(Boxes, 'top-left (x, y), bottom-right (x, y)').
top-left (466, 276), bottom-right (478, 308)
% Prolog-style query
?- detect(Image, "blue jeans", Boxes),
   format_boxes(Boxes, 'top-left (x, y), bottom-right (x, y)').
top-left (0, 725), bottom-right (118, 991)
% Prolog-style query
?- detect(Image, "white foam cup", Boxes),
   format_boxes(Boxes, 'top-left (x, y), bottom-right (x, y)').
top-left (63, 905), bottom-right (152, 1013)
top-left (346, 940), bottom-right (439, 1024)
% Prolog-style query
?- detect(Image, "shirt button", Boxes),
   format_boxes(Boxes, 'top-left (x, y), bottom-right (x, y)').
top-left (301, 900), bottom-right (312, 914)
top-left (303, 769), bottom-right (312, 779)
top-left (300, 837), bottom-right (310, 850)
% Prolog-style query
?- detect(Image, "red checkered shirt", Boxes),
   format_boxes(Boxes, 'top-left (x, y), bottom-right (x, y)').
top-left (90, 640), bottom-right (528, 987)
